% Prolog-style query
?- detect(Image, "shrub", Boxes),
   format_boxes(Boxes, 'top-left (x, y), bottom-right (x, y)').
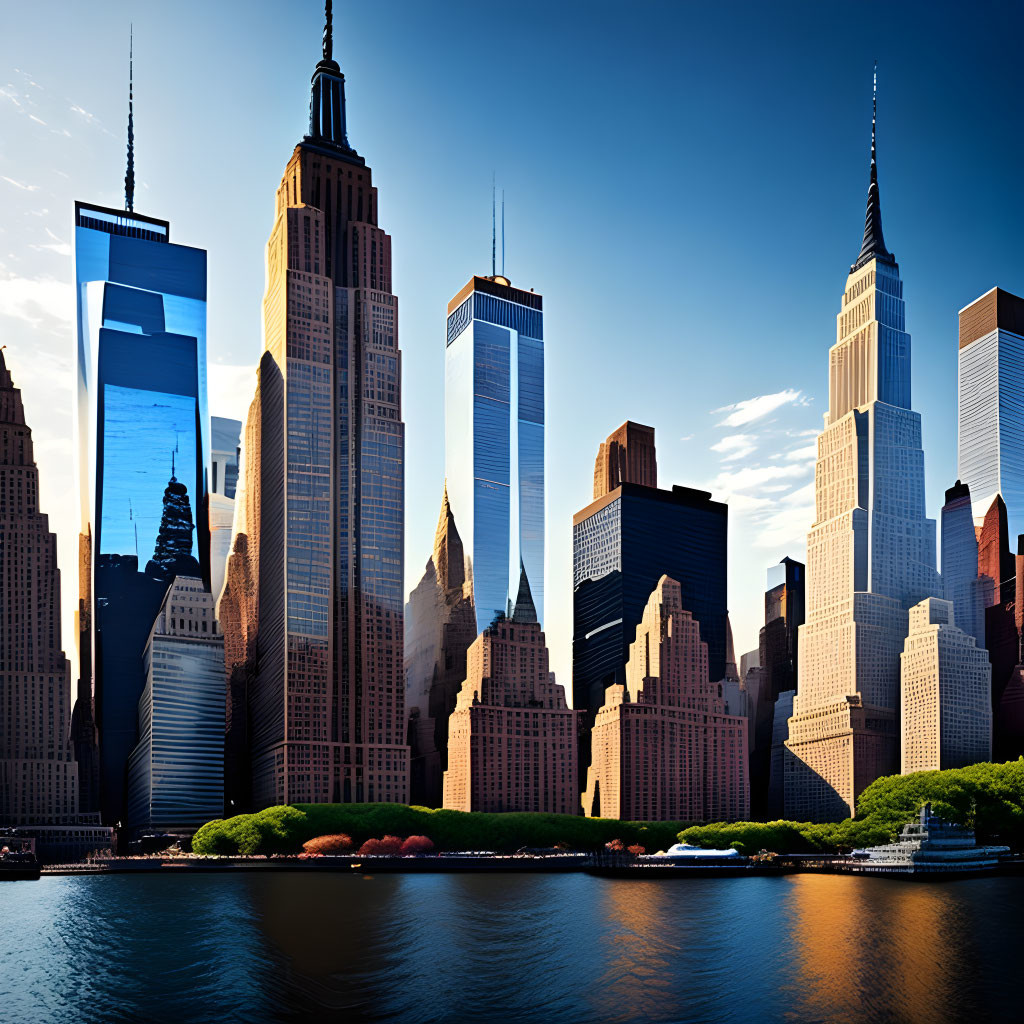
top-left (359, 835), bottom-right (404, 856)
top-left (401, 835), bottom-right (434, 855)
top-left (302, 834), bottom-right (353, 855)
top-left (627, 844), bottom-right (645, 856)
top-left (605, 838), bottom-right (625, 853)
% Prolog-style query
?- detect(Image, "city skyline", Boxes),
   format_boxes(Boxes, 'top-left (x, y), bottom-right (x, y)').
top-left (3, 1), bottom-right (1024, 697)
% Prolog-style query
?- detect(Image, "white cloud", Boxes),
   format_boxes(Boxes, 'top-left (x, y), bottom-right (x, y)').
top-left (784, 443), bottom-right (817, 462)
top-left (208, 362), bottom-right (258, 426)
top-left (711, 432), bottom-right (758, 462)
top-left (32, 227), bottom-right (71, 257)
top-left (0, 276), bottom-right (73, 328)
top-left (0, 86), bottom-right (22, 108)
top-left (2, 176), bottom-right (38, 191)
top-left (712, 462), bottom-right (808, 495)
top-left (714, 388), bottom-right (808, 427)
top-left (28, 114), bottom-right (46, 126)
top-left (679, 433), bottom-right (694, 442)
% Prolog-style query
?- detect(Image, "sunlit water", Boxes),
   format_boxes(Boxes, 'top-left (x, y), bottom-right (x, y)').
top-left (1, 873), bottom-right (1021, 1023)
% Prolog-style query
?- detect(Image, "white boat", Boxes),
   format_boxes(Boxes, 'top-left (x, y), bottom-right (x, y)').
top-left (654, 842), bottom-right (743, 861)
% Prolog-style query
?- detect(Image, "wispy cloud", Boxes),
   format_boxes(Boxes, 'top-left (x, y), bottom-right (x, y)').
top-left (712, 462), bottom-right (808, 496)
top-left (679, 434), bottom-right (694, 443)
top-left (0, 276), bottom-right (73, 328)
top-left (784, 443), bottom-right (817, 463)
top-left (714, 388), bottom-right (809, 427)
top-left (711, 433), bottom-right (758, 462)
top-left (208, 362), bottom-right (259, 426)
top-left (31, 227), bottom-right (71, 258)
top-left (0, 85), bottom-right (22, 108)
top-left (2, 176), bottom-right (38, 191)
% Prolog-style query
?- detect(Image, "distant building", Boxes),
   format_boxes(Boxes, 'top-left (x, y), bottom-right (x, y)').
top-left (445, 274), bottom-right (544, 631)
top-left (443, 570), bottom-right (579, 814)
top-left (593, 421), bottom-right (657, 499)
top-left (404, 486), bottom-right (477, 807)
top-left (208, 416), bottom-right (240, 602)
top-left (901, 598), bottom-right (991, 773)
top-left (582, 576), bottom-right (749, 822)
top-left (957, 287), bottom-right (1024, 541)
top-left (126, 577), bottom-right (224, 835)
top-left (0, 348), bottom-right (80, 825)
top-left (573, 427), bottom-right (728, 785)
top-left (940, 480), bottom-right (990, 645)
top-left (767, 689), bottom-right (795, 818)
top-left (785, 76), bottom-right (941, 822)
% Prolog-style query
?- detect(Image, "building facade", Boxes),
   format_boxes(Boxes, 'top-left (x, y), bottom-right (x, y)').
top-left (125, 577), bottom-right (224, 835)
top-left (940, 480), bottom-right (989, 645)
top-left (74, 200), bottom-right (208, 825)
top-left (900, 598), bottom-right (991, 773)
top-left (227, 15), bottom-right (408, 807)
top-left (209, 416), bottom-right (240, 602)
top-left (0, 349), bottom-right (80, 824)
top-left (958, 287), bottom-right (1024, 541)
top-left (445, 274), bottom-right (544, 632)
top-left (582, 576), bottom-right (749, 822)
top-left (785, 81), bottom-right (941, 822)
top-left (593, 420), bottom-right (657, 499)
top-left (404, 486), bottom-right (477, 806)
top-left (443, 571), bottom-right (579, 814)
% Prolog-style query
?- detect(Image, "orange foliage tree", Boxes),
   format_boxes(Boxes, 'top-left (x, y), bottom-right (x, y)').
top-left (302, 834), bottom-right (353, 855)
top-left (401, 835), bottom-right (434, 855)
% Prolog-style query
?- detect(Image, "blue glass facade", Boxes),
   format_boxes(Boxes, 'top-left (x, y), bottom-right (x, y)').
top-left (445, 278), bottom-right (544, 631)
top-left (74, 202), bottom-right (208, 825)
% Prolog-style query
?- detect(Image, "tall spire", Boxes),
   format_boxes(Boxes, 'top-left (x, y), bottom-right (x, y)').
top-left (305, 0), bottom-right (358, 156)
top-left (851, 61), bottom-right (894, 273)
top-left (125, 26), bottom-right (135, 213)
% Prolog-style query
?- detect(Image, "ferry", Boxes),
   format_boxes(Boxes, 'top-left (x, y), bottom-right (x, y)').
top-left (0, 844), bottom-right (40, 881)
top-left (850, 803), bottom-right (1009, 877)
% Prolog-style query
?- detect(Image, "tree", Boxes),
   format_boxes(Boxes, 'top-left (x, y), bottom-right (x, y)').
top-left (627, 844), bottom-right (645, 856)
top-left (359, 835), bottom-right (404, 856)
top-left (303, 834), bottom-right (353, 855)
top-left (605, 838), bottom-right (625, 853)
top-left (401, 835), bottom-right (434, 855)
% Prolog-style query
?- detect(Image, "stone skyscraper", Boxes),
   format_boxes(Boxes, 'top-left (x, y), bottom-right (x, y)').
top-left (443, 570), bottom-right (579, 814)
top-left (593, 421), bottom-right (657, 499)
top-left (582, 576), bottom-right (749, 822)
top-left (785, 73), bottom-right (941, 822)
top-left (940, 480), bottom-right (989, 645)
top-left (445, 274), bottom-right (545, 631)
top-left (226, 9), bottom-right (408, 807)
top-left (404, 487), bottom-right (477, 806)
top-left (0, 349), bottom-right (80, 824)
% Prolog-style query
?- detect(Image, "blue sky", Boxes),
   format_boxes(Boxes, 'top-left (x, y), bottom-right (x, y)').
top-left (3, 0), bottom-right (1024, 692)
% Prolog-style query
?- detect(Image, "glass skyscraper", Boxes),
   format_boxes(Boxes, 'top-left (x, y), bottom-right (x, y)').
top-left (958, 287), bottom-right (1024, 541)
top-left (74, 201), bottom-right (208, 824)
top-left (445, 274), bottom-right (545, 631)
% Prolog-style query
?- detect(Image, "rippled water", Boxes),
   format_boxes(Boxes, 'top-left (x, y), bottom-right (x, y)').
top-left (1, 873), bottom-right (1022, 1023)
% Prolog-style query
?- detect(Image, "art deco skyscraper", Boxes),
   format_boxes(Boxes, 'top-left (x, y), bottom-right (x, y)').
top-left (443, 570), bottom-right (579, 814)
top-left (228, 8), bottom-right (407, 807)
top-left (785, 73), bottom-right (941, 821)
top-left (0, 349), bottom-right (80, 824)
top-left (445, 274), bottom-right (545, 631)
top-left (582, 576), bottom-right (749, 822)
top-left (73, 49), bottom-right (210, 823)
top-left (593, 421), bottom-right (657, 499)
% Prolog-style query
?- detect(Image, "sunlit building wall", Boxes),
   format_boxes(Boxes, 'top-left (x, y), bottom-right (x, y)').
top-left (957, 287), bottom-right (1024, 541)
top-left (900, 598), bottom-right (991, 773)
top-left (125, 577), bottom-right (224, 835)
top-left (445, 275), bottom-right (545, 632)
top-left (209, 416), bottom-right (240, 603)
top-left (73, 201), bottom-right (209, 825)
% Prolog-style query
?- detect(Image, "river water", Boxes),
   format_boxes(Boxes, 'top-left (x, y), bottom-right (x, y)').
top-left (1, 872), bottom-right (1021, 1023)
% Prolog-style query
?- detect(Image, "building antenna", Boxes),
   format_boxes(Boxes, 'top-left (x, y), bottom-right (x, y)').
top-left (125, 25), bottom-right (135, 213)
top-left (501, 190), bottom-right (505, 277)
top-left (491, 172), bottom-right (496, 277)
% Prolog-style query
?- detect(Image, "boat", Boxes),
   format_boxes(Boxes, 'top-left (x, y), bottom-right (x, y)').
top-left (0, 845), bottom-right (41, 881)
top-left (849, 803), bottom-right (1009, 877)
top-left (655, 842), bottom-right (745, 864)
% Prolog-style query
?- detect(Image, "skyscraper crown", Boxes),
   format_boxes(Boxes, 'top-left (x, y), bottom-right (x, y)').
top-left (305, 0), bottom-right (361, 159)
top-left (851, 64), bottom-right (895, 274)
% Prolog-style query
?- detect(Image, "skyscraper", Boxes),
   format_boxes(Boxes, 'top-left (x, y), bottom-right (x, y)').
top-left (582, 576), bottom-right (749, 822)
top-left (209, 416), bottom-right (241, 602)
top-left (74, 53), bottom-right (209, 823)
top-left (404, 486), bottom-right (477, 806)
top-left (900, 598), bottom-right (991, 774)
top-left (573, 424), bottom-right (728, 783)
top-left (593, 420), bottom-right (657, 499)
top-left (445, 274), bottom-right (544, 631)
top-left (227, 8), bottom-right (407, 807)
top-left (0, 348), bottom-right (80, 824)
top-left (785, 72), bottom-right (941, 822)
top-left (125, 577), bottom-right (224, 835)
top-left (442, 570), bottom-right (579, 814)
top-left (940, 480), bottom-right (989, 645)
top-left (958, 286), bottom-right (1024, 541)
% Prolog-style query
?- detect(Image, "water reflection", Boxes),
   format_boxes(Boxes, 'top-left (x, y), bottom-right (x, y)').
top-left (2, 873), bottom-right (1023, 1023)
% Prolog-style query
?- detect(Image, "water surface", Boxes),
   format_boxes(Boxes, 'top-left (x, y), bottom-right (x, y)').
top-left (1, 872), bottom-right (1021, 1023)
